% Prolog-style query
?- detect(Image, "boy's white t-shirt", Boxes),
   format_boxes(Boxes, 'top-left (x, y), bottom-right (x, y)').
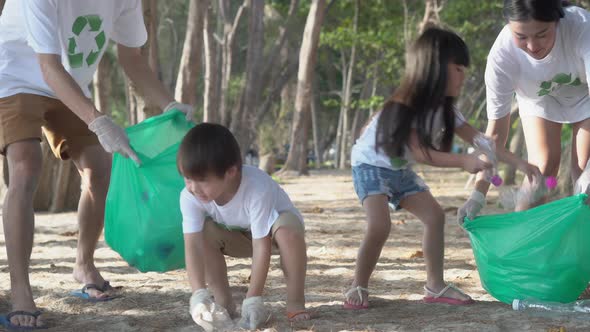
top-left (180, 165), bottom-right (303, 239)
top-left (0, 0), bottom-right (147, 98)
top-left (350, 106), bottom-right (466, 170)
top-left (485, 6), bottom-right (590, 123)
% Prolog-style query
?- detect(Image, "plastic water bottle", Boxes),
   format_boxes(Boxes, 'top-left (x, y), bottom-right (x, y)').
top-left (516, 176), bottom-right (558, 206)
top-left (199, 304), bottom-right (235, 332)
top-left (498, 186), bottom-right (519, 210)
top-left (473, 134), bottom-right (503, 187)
top-left (513, 299), bottom-right (590, 314)
top-left (498, 176), bottom-right (557, 210)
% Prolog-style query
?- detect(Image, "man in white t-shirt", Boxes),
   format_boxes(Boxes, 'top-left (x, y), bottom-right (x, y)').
top-left (177, 123), bottom-right (311, 330)
top-left (0, 0), bottom-right (194, 329)
top-left (459, 0), bottom-right (590, 300)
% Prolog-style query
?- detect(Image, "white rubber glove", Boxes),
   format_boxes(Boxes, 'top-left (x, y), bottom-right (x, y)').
top-left (164, 101), bottom-right (195, 122)
top-left (239, 296), bottom-right (269, 330)
top-left (457, 190), bottom-right (485, 226)
top-left (88, 115), bottom-right (140, 165)
top-left (189, 289), bottom-right (233, 332)
top-left (574, 168), bottom-right (590, 196)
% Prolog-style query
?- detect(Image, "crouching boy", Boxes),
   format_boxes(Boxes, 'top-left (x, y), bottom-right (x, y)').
top-left (178, 123), bottom-right (311, 330)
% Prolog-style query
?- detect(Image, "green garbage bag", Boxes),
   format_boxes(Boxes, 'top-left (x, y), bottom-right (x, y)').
top-left (105, 110), bottom-right (194, 272)
top-left (464, 194), bottom-right (590, 304)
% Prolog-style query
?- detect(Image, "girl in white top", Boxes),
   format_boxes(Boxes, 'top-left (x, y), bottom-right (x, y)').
top-left (462, 1), bottom-right (590, 221)
top-left (345, 28), bottom-right (539, 310)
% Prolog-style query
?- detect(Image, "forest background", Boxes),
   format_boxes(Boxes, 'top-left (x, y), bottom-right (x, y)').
top-left (0, 0), bottom-right (588, 211)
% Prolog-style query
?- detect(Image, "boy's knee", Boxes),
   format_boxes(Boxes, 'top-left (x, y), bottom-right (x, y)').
top-left (201, 221), bottom-right (224, 250)
top-left (272, 213), bottom-right (305, 245)
top-left (274, 226), bottom-right (305, 251)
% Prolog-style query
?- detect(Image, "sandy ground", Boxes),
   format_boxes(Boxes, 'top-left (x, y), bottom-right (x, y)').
top-left (1, 166), bottom-right (588, 331)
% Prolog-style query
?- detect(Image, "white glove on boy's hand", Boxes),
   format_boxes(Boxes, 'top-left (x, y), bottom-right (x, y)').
top-left (190, 289), bottom-right (233, 332)
top-left (575, 168), bottom-right (590, 196)
top-left (164, 101), bottom-right (195, 122)
top-left (457, 190), bottom-right (485, 226)
top-left (239, 296), bottom-right (269, 330)
top-left (88, 115), bottom-right (140, 165)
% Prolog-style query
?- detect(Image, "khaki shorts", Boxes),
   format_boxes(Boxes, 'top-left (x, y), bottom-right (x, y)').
top-left (202, 212), bottom-right (304, 258)
top-left (0, 93), bottom-right (99, 160)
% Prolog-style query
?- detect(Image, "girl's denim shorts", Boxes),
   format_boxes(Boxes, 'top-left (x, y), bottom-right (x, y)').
top-left (352, 163), bottom-right (429, 210)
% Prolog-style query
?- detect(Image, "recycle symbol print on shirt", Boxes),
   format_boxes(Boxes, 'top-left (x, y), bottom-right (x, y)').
top-left (67, 15), bottom-right (106, 68)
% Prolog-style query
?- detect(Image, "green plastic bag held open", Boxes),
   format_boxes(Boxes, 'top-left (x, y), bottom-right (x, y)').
top-left (464, 194), bottom-right (590, 304)
top-left (105, 110), bottom-right (193, 272)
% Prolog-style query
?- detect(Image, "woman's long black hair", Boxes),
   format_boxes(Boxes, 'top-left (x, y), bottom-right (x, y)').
top-left (503, 0), bottom-right (572, 22)
top-left (375, 27), bottom-right (469, 159)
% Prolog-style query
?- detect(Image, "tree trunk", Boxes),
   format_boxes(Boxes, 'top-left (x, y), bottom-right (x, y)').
top-left (369, 70), bottom-right (379, 117)
top-left (280, 56), bottom-right (297, 120)
top-left (126, 77), bottom-right (138, 125)
top-left (311, 80), bottom-right (322, 168)
top-left (279, 0), bottom-right (327, 175)
top-left (402, 0), bottom-right (412, 48)
top-left (320, 122), bottom-right (337, 163)
top-left (174, 0), bottom-right (207, 109)
top-left (127, 0), bottom-right (162, 124)
top-left (32, 138), bottom-right (81, 212)
top-left (93, 55), bottom-right (113, 115)
top-left (254, 0), bottom-right (300, 123)
top-left (49, 161), bottom-right (74, 212)
top-left (259, 0), bottom-right (300, 93)
top-left (351, 77), bottom-right (372, 141)
top-left (203, 3), bottom-right (220, 123)
top-left (419, 0), bottom-right (441, 32)
top-left (334, 103), bottom-right (344, 167)
top-left (218, 0), bottom-right (248, 126)
top-left (259, 153), bottom-right (276, 174)
top-left (33, 142), bottom-right (55, 211)
top-left (160, 19), bottom-right (180, 92)
top-left (230, 0), bottom-right (265, 149)
top-left (229, 0), bottom-right (300, 153)
top-left (337, 0), bottom-right (359, 170)
top-left (503, 118), bottom-right (524, 185)
top-left (0, 0), bottom-right (5, 15)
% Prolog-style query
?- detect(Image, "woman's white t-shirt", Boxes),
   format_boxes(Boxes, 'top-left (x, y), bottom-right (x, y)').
top-left (180, 165), bottom-right (303, 239)
top-left (351, 106), bottom-right (466, 170)
top-left (0, 0), bottom-right (147, 98)
top-left (485, 6), bottom-right (590, 123)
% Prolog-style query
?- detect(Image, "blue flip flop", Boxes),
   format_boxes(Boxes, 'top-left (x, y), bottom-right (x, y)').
top-left (70, 280), bottom-right (121, 302)
top-left (0, 310), bottom-right (49, 330)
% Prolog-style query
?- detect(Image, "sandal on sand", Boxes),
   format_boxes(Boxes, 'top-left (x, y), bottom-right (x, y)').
top-left (287, 310), bottom-right (312, 322)
top-left (343, 286), bottom-right (369, 310)
top-left (70, 280), bottom-right (121, 302)
top-left (0, 310), bottom-right (49, 330)
top-left (423, 284), bottom-right (475, 305)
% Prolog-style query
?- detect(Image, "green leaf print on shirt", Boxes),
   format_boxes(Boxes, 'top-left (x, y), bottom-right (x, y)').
top-left (390, 157), bottom-right (408, 169)
top-left (537, 73), bottom-right (582, 96)
top-left (67, 15), bottom-right (105, 68)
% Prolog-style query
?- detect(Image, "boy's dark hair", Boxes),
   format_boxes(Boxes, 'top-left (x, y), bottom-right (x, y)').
top-left (503, 0), bottom-right (569, 22)
top-left (375, 27), bottom-right (469, 159)
top-left (177, 123), bottom-right (242, 179)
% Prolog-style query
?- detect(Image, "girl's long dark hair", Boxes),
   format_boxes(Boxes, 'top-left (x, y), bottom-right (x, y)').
top-left (503, 0), bottom-right (571, 22)
top-left (375, 27), bottom-right (469, 159)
